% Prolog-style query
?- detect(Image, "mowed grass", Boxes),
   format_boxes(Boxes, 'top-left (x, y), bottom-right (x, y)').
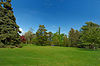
top-left (0, 45), bottom-right (100, 66)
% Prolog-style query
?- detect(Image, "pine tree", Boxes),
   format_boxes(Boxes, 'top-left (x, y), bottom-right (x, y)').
top-left (0, 0), bottom-right (21, 47)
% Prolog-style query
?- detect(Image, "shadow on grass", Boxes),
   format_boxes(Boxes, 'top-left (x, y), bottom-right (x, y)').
top-left (77, 48), bottom-right (99, 51)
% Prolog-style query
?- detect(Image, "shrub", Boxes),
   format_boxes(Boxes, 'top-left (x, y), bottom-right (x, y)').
top-left (0, 42), bottom-right (4, 48)
top-left (15, 44), bottom-right (23, 48)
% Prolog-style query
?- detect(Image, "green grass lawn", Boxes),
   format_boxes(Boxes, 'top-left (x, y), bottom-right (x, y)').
top-left (0, 45), bottom-right (100, 66)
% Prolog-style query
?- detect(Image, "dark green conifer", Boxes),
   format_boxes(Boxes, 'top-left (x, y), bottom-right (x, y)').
top-left (0, 0), bottom-right (21, 46)
top-left (58, 27), bottom-right (60, 35)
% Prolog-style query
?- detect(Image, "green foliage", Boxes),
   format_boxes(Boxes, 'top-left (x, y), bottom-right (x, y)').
top-left (80, 22), bottom-right (100, 50)
top-left (0, 2), bottom-right (99, 50)
top-left (69, 28), bottom-right (80, 47)
top-left (69, 28), bottom-right (75, 46)
top-left (58, 33), bottom-right (64, 46)
top-left (0, 0), bottom-right (21, 47)
top-left (58, 27), bottom-right (60, 35)
top-left (52, 32), bottom-right (59, 46)
top-left (31, 37), bottom-right (38, 44)
top-left (63, 35), bottom-right (70, 47)
top-left (24, 31), bottom-right (34, 44)
top-left (0, 41), bottom-right (4, 48)
top-left (52, 32), bottom-right (68, 47)
top-left (36, 25), bottom-right (49, 46)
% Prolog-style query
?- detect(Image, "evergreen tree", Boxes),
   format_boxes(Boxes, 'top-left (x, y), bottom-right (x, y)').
top-left (0, 0), bottom-right (21, 47)
top-left (36, 25), bottom-right (48, 46)
top-left (58, 27), bottom-right (60, 35)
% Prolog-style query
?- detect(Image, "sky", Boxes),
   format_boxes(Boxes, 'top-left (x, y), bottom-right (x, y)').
top-left (11, 0), bottom-right (100, 35)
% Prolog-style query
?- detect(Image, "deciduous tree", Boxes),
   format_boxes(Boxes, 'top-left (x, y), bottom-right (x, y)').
top-left (80, 22), bottom-right (100, 50)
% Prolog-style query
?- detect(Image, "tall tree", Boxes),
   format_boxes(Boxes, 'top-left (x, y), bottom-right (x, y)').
top-left (36, 25), bottom-right (48, 46)
top-left (80, 22), bottom-right (100, 50)
top-left (58, 27), bottom-right (60, 35)
top-left (0, 0), bottom-right (21, 47)
top-left (69, 28), bottom-right (75, 47)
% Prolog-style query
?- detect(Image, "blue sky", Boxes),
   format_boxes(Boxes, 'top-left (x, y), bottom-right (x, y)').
top-left (11, 0), bottom-right (100, 35)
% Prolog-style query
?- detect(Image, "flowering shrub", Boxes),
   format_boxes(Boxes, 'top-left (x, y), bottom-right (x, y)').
top-left (20, 36), bottom-right (26, 43)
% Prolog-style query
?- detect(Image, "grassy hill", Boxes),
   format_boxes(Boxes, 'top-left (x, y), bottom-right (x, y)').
top-left (0, 45), bottom-right (100, 66)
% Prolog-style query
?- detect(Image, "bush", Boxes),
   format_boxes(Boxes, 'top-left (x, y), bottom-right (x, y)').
top-left (3, 45), bottom-right (16, 48)
top-left (0, 42), bottom-right (4, 48)
top-left (15, 44), bottom-right (23, 48)
top-left (0, 41), bottom-right (23, 48)
top-left (77, 44), bottom-right (86, 48)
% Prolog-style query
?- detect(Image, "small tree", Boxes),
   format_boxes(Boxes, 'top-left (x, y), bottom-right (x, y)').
top-left (24, 31), bottom-right (33, 44)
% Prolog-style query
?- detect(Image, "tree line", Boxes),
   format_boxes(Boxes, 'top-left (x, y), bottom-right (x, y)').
top-left (21, 22), bottom-right (100, 50)
top-left (0, 0), bottom-right (100, 50)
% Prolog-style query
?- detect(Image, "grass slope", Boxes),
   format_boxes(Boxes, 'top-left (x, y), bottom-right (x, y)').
top-left (0, 45), bottom-right (100, 66)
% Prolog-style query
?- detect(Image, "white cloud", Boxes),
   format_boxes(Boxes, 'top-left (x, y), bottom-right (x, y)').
top-left (19, 28), bottom-right (24, 36)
